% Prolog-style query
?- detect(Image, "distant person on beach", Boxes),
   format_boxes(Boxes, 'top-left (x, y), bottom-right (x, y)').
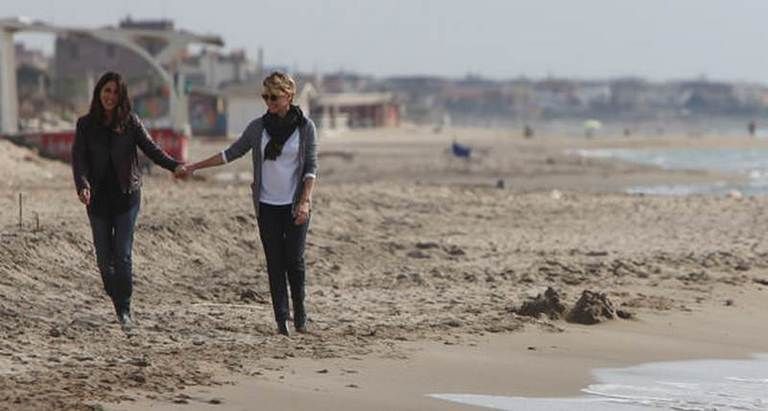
top-left (523, 124), bottom-right (534, 138)
top-left (748, 121), bottom-right (757, 137)
top-left (71, 71), bottom-right (185, 330)
top-left (177, 72), bottom-right (317, 336)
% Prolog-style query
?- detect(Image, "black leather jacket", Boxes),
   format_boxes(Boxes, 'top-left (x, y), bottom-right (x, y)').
top-left (71, 113), bottom-right (181, 194)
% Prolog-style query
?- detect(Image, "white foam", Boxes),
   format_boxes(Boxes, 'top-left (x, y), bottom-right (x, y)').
top-left (430, 354), bottom-right (768, 410)
top-left (573, 147), bottom-right (768, 195)
top-left (428, 394), bottom-right (649, 411)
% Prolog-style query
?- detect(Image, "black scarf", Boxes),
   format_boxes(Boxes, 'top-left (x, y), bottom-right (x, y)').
top-left (262, 105), bottom-right (306, 160)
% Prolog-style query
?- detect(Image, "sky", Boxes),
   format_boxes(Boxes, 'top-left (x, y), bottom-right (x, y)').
top-left (3, 0), bottom-right (768, 83)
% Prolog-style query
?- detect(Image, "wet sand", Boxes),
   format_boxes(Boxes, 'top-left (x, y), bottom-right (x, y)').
top-left (112, 290), bottom-right (768, 410)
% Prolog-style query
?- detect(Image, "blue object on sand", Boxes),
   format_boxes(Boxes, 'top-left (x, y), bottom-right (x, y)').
top-left (451, 142), bottom-right (472, 159)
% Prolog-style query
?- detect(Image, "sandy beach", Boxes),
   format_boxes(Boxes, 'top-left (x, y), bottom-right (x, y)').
top-left (2, 126), bottom-right (768, 410)
top-left (112, 294), bottom-right (768, 410)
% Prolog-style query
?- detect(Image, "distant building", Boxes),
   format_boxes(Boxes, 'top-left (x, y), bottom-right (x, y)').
top-left (221, 81), bottom-right (264, 137)
top-left (187, 87), bottom-right (227, 136)
top-left (311, 92), bottom-right (400, 129)
top-left (573, 82), bottom-right (611, 110)
top-left (609, 78), bottom-right (650, 111)
top-left (17, 65), bottom-right (49, 100)
top-left (12, 44), bottom-right (54, 126)
top-left (320, 72), bottom-right (373, 93)
top-left (533, 78), bottom-right (581, 115)
top-left (381, 76), bottom-right (447, 123)
top-left (14, 43), bottom-right (50, 100)
top-left (679, 81), bottom-right (740, 114)
top-left (15, 43), bottom-right (49, 71)
top-left (51, 17), bottom-right (181, 111)
top-left (182, 48), bottom-right (261, 89)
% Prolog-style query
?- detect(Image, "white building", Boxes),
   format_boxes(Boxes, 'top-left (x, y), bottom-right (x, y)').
top-left (182, 48), bottom-right (261, 90)
top-left (221, 80), bottom-right (315, 137)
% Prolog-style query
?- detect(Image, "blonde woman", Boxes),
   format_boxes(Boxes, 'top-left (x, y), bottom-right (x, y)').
top-left (179, 72), bottom-right (317, 336)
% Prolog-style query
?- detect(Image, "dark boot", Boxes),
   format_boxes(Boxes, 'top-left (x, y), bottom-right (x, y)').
top-left (293, 302), bottom-right (307, 334)
top-left (113, 300), bottom-right (133, 330)
top-left (112, 299), bottom-right (121, 319)
top-left (119, 311), bottom-right (133, 331)
top-left (277, 321), bottom-right (290, 336)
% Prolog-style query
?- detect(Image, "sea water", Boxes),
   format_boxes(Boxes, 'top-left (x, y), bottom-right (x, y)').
top-left (430, 354), bottom-right (768, 410)
top-left (574, 147), bottom-right (768, 195)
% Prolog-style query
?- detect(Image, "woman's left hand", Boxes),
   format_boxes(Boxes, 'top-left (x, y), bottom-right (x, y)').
top-left (294, 200), bottom-right (311, 225)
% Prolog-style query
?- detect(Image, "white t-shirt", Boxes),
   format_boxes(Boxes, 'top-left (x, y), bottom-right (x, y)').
top-left (259, 129), bottom-right (300, 205)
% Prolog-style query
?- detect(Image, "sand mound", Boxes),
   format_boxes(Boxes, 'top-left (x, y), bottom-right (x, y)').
top-left (514, 287), bottom-right (567, 320)
top-left (516, 288), bottom-right (633, 325)
top-left (0, 139), bottom-right (68, 188)
top-left (566, 290), bottom-right (617, 324)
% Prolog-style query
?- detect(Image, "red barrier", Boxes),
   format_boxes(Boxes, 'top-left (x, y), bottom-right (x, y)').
top-left (10, 128), bottom-right (188, 164)
top-left (40, 132), bottom-right (77, 162)
top-left (147, 128), bottom-right (188, 163)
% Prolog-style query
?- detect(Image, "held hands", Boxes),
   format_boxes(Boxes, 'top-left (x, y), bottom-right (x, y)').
top-left (79, 165), bottom-right (191, 206)
top-left (294, 199), bottom-right (311, 225)
top-left (78, 188), bottom-right (91, 206)
top-left (174, 164), bottom-right (194, 180)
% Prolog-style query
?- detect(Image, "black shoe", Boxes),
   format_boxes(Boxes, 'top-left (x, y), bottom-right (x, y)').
top-left (118, 309), bottom-right (133, 330)
top-left (294, 315), bottom-right (308, 334)
top-left (277, 321), bottom-right (290, 336)
top-left (114, 301), bottom-right (133, 330)
top-left (293, 304), bottom-right (306, 334)
top-left (112, 300), bottom-right (122, 318)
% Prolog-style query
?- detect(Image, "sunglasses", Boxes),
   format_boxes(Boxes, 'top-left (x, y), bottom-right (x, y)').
top-left (262, 93), bottom-right (284, 102)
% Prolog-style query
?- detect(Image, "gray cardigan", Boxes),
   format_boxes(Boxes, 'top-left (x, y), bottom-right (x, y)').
top-left (222, 115), bottom-right (318, 217)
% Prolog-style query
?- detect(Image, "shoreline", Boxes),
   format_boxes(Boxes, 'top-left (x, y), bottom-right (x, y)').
top-left (110, 289), bottom-right (768, 411)
top-left (256, 127), bottom-right (760, 194)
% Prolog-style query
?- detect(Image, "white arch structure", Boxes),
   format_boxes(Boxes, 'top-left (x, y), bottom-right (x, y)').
top-left (0, 17), bottom-right (223, 134)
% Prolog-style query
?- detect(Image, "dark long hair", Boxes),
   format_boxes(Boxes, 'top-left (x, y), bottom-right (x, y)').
top-left (89, 71), bottom-right (132, 132)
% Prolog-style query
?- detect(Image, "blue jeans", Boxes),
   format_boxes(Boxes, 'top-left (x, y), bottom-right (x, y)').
top-left (87, 201), bottom-right (140, 311)
top-left (257, 203), bottom-right (309, 325)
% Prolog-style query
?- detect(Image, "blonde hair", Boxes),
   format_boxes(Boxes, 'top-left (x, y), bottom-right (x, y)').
top-left (263, 71), bottom-right (296, 97)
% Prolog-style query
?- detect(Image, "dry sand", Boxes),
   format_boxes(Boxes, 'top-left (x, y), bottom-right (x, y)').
top-left (1, 126), bottom-right (768, 410)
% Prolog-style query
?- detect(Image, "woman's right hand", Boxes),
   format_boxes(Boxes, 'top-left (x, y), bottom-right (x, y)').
top-left (78, 188), bottom-right (91, 206)
top-left (174, 164), bottom-right (193, 179)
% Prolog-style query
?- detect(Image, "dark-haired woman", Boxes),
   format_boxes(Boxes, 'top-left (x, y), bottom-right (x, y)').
top-left (71, 71), bottom-right (184, 330)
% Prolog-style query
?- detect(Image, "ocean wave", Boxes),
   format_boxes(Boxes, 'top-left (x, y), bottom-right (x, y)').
top-left (431, 355), bottom-right (768, 410)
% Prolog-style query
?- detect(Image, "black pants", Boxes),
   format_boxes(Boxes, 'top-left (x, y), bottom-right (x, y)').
top-left (87, 201), bottom-right (140, 313)
top-left (257, 203), bottom-right (309, 324)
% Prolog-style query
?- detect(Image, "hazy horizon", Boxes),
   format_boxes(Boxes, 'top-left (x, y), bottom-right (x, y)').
top-left (3, 0), bottom-right (768, 84)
